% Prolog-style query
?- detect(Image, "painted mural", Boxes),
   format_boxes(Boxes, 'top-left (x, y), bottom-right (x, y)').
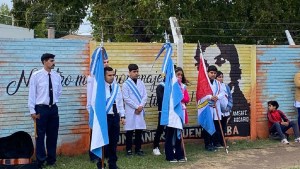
top-left (4, 39), bottom-right (298, 154)
top-left (0, 39), bottom-right (91, 155)
top-left (193, 44), bottom-right (252, 136)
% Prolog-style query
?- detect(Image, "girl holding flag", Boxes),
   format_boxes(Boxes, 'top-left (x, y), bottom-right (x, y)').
top-left (175, 67), bottom-right (190, 124)
top-left (164, 67), bottom-right (189, 163)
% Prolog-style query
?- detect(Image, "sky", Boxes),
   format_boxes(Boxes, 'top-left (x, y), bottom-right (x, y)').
top-left (1, 0), bottom-right (92, 35)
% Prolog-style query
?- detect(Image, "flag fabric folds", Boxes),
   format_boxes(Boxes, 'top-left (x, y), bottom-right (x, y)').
top-left (89, 47), bottom-right (108, 157)
top-left (196, 44), bottom-right (216, 135)
top-left (156, 43), bottom-right (184, 130)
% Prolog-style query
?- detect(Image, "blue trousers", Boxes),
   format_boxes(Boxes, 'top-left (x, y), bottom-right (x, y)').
top-left (297, 108), bottom-right (300, 130)
top-left (35, 104), bottom-right (59, 166)
top-left (269, 121), bottom-right (300, 140)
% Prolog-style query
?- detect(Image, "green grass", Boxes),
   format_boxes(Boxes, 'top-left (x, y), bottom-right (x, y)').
top-left (44, 139), bottom-right (280, 169)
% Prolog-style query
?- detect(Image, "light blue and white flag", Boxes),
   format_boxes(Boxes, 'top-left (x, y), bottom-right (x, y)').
top-left (156, 43), bottom-right (184, 130)
top-left (89, 47), bottom-right (108, 158)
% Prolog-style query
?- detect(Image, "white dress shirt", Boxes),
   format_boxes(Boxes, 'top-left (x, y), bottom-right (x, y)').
top-left (28, 68), bottom-right (62, 114)
top-left (105, 82), bottom-right (125, 117)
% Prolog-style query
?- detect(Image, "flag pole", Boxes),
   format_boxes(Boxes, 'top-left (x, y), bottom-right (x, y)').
top-left (34, 119), bottom-right (37, 139)
top-left (180, 130), bottom-right (187, 161)
top-left (101, 147), bottom-right (105, 169)
top-left (100, 27), bottom-right (104, 48)
top-left (149, 31), bottom-right (170, 72)
top-left (34, 119), bottom-right (37, 160)
top-left (214, 104), bottom-right (229, 154)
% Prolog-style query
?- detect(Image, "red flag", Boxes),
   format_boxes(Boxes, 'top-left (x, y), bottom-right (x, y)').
top-left (196, 46), bottom-right (212, 101)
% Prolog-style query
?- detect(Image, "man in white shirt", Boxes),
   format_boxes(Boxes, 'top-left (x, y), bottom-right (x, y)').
top-left (28, 53), bottom-right (62, 168)
top-left (95, 66), bottom-right (125, 169)
top-left (122, 64), bottom-right (147, 156)
top-left (86, 55), bottom-right (111, 162)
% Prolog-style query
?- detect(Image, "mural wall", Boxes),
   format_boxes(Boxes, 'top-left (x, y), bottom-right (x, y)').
top-left (256, 46), bottom-right (300, 138)
top-left (0, 39), bottom-right (90, 155)
top-left (91, 43), bottom-right (254, 139)
top-left (1, 38), bottom-right (298, 154)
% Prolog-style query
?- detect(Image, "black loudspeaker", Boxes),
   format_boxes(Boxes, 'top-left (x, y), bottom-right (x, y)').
top-left (0, 131), bottom-right (38, 169)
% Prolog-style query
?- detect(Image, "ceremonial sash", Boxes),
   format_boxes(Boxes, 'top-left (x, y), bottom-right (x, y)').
top-left (125, 79), bottom-right (142, 103)
top-left (106, 83), bottom-right (119, 114)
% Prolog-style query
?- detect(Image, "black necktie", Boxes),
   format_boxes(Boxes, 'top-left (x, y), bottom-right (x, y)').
top-left (49, 73), bottom-right (53, 105)
top-left (109, 85), bottom-right (117, 114)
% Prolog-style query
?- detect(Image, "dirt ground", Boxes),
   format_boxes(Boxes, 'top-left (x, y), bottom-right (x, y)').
top-left (173, 142), bottom-right (300, 169)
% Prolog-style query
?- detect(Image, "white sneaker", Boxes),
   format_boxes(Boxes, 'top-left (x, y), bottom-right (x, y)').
top-left (281, 138), bottom-right (290, 144)
top-left (295, 137), bottom-right (300, 143)
top-left (152, 147), bottom-right (162, 156)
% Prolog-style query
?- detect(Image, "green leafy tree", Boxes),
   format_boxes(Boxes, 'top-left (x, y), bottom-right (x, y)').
top-left (0, 3), bottom-right (12, 25)
top-left (11, 0), bottom-right (90, 38)
top-left (90, 0), bottom-right (300, 44)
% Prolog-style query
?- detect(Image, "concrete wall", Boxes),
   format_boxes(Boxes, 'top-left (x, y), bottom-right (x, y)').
top-left (0, 24), bottom-right (34, 39)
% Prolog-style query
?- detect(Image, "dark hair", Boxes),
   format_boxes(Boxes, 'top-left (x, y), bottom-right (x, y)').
top-left (41, 53), bottom-right (55, 64)
top-left (128, 64), bottom-right (139, 71)
top-left (207, 65), bottom-right (217, 72)
top-left (104, 66), bottom-right (114, 75)
top-left (175, 67), bottom-right (187, 84)
top-left (216, 71), bottom-right (223, 78)
top-left (268, 100), bottom-right (279, 109)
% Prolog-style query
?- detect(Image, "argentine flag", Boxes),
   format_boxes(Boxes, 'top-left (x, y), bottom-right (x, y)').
top-left (89, 47), bottom-right (108, 157)
top-left (156, 43), bottom-right (184, 130)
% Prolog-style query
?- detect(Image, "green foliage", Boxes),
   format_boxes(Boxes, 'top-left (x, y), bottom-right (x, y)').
top-left (89, 0), bottom-right (300, 44)
top-left (11, 0), bottom-right (89, 38)
top-left (0, 3), bottom-right (12, 25)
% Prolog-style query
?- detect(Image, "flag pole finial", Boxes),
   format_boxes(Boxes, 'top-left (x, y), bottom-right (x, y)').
top-left (198, 40), bottom-right (202, 53)
top-left (100, 27), bottom-right (104, 47)
top-left (164, 30), bottom-right (170, 43)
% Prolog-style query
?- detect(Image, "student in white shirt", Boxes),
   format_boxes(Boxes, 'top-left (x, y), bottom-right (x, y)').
top-left (122, 64), bottom-right (147, 156)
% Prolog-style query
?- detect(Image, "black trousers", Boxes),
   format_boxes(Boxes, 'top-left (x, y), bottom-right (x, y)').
top-left (34, 104), bottom-right (59, 166)
top-left (104, 114), bottom-right (120, 169)
top-left (202, 120), bottom-right (221, 147)
top-left (164, 127), bottom-right (184, 161)
top-left (213, 120), bottom-right (222, 145)
top-left (126, 130), bottom-right (143, 152)
top-left (153, 112), bottom-right (165, 149)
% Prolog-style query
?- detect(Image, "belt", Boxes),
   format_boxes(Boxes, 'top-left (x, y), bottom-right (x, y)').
top-left (107, 113), bottom-right (118, 116)
top-left (0, 158), bottom-right (31, 165)
top-left (37, 104), bottom-right (56, 108)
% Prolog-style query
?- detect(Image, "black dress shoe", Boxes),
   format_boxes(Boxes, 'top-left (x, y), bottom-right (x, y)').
top-left (135, 150), bottom-right (145, 156)
top-left (126, 150), bottom-right (133, 157)
top-left (205, 145), bottom-right (217, 152)
top-left (108, 164), bottom-right (120, 169)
